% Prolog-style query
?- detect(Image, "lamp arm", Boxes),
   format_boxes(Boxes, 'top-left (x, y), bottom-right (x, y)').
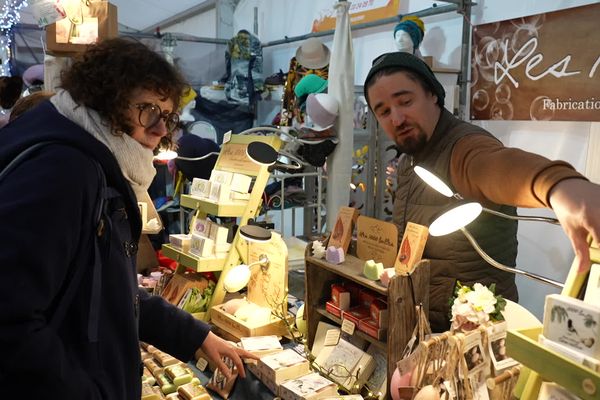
top-left (176, 151), bottom-right (220, 161)
top-left (459, 227), bottom-right (564, 288)
top-left (481, 207), bottom-right (560, 225)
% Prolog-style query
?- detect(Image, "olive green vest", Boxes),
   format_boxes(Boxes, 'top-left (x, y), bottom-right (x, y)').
top-left (393, 109), bottom-right (518, 332)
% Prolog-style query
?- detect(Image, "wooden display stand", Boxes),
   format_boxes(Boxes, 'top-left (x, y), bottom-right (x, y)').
top-left (304, 247), bottom-right (430, 385)
top-left (161, 134), bottom-right (283, 321)
top-left (507, 238), bottom-right (600, 400)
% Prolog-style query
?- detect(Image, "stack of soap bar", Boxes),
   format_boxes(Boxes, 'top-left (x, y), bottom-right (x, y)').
top-left (325, 246), bottom-right (345, 264)
top-left (363, 259), bottom-right (384, 281)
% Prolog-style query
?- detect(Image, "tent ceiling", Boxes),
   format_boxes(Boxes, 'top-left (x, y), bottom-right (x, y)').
top-left (110, 0), bottom-right (211, 31)
top-left (17, 1), bottom-right (212, 32)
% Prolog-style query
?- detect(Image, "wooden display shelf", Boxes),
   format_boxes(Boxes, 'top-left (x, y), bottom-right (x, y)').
top-left (306, 254), bottom-right (389, 296)
top-left (305, 253), bottom-right (430, 386)
top-left (507, 328), bottom-right (599, 399)
top-left (161, 244), bottom-right (226, 272)
top-left (315, 307), bottom-right (387, 351)
top-left (180, 194), bottom-right (247, 217)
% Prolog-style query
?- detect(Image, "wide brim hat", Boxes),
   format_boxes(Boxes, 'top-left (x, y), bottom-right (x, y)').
top-left (295, 37), bottom-right (331, 69)
top-left (304, 93), bottom-right (339, 131)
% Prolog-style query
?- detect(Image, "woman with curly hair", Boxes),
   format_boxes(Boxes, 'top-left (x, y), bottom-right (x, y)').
top-left (0, 38), bottom-right (255, 399)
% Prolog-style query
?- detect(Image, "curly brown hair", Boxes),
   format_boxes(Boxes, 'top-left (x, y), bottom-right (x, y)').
top-left (60, 37), bottom-right (187, 140)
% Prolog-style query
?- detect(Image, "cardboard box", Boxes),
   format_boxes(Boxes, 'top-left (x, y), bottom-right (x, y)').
top-left (249, 349), bottom-right (310, 396)
top-left (543, 294), bottom-right (600, 359)
top-left (369, 298), bottom-right (388, 328)
top-left (325, 301), bottom-right (342, 318)
top-left (358, 318), bottom-right (387, 341)
top-left (46, 1), bottom-right (118, 56)
top-left (394, 222), bottom-right (429, 275)
top-left (341, 306), bottom-right (370, 326)
top-left (314, 340), bottom-right (376, 389)
top-left (331, 284), bottom-right (351, 310)
top-left (210, 305), bottom-right (292, 340)
top-left (239, 335), bottom-right (283, 358)
top-left (279, 372), bottom-right (338, 400)
top-left (190, 178), bottom-right (211, 198)
top-left (169, 234), bottom-right (191, 253)
top-left (358, 289), bottom-right (378, 308)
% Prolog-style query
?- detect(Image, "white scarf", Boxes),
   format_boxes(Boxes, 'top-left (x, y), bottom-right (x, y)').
top-left (51, 89), bottom-right (160, 228)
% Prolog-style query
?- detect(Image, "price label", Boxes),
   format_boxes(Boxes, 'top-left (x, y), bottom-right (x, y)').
top-left (195, 357), bottom-right (209, 371)
top-left (324, 329), bottom-right (340, 346)
top-left (341, 319), bottom-right (356, 335)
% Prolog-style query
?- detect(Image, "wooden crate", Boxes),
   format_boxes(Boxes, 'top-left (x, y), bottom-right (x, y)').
top-left (304, 250), bottom-right (430, 385)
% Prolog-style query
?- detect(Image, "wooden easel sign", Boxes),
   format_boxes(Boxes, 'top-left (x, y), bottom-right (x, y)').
top-left (356, 215), bottom-right (398, 267)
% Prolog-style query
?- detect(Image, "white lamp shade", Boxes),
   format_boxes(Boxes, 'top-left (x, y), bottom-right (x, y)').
top-left (223, 264), bottom-right (252, 292)
top-left (154, 149), bottom-right (178, 161)
top-left (429, 202), bottom-right (483, 236)
top-left (414, 166), bottom-right (454, 197)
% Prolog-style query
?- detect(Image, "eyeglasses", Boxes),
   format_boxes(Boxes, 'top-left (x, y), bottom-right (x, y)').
top-left (132, 103), bottom-right (180, 133)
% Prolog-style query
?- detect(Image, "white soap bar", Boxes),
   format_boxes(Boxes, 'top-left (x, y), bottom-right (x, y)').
top-left (190, 178), bottom-right (211, 198)
top-left (209, 181), bottom-right (231, 203)
top-left (169, 234), bottom-right (191, 252)
top-left (230, 173), bottom-right (252, 193)
top-left (210, 225), bottom-right (230, 244)
top-left (210, 169), bottom-right (234, 185)
top-left (543, 294), bottom-right (600, 358)
top-left (192, 218), bottom-right (212, 237)
top-left (190, 233), bottom-right (215, 257)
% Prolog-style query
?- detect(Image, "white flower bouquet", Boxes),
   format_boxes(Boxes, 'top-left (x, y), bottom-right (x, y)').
top-left (450, 282), bottom-right (506, 332)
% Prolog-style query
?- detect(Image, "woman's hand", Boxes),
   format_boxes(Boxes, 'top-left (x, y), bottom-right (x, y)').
top-left (195, 331), bottom-right (258, 379)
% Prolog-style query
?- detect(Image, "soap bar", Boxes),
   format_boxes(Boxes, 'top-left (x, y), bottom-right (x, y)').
top-left (230, 173), bottom-right (252, 193)
top-left (363, 259), bottom-right (384, 280)
top-left (325, 246), bottom-right (345, 264)
top-left (178, 381), bottom-right (212, 400)
top-left (380, 268), bottom-right (396, 287)
top-left (190, 178), bottom-right (211, 198)
top-left (141, 382), bottom-right (161, 400)
top-left (210, 169), bottom-right (234, 185)
top-left (165, 363), bottom-right (193, 386)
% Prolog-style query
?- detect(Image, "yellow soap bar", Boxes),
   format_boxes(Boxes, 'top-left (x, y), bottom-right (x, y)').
top-left (165, 364), bottom-right (193, 386)
top-left (178, 381), bottom-right (213, 400)
top-left (141, 383), bottom-right (160, 400)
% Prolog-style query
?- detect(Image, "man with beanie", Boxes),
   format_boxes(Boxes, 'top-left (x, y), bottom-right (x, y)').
top-left (364, 51), bottom-right (600, 331)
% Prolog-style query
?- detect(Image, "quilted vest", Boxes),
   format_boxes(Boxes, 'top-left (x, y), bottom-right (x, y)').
top-left (393, 109), bottom-right (519, 332)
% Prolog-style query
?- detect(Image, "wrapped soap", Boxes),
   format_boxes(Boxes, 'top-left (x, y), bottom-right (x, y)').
top-left (165, 363), bottom-right (193, 386)
top-left (206, 357), bottom-right (238, 399)
top-left (178, 381), bottom-right (213, 400)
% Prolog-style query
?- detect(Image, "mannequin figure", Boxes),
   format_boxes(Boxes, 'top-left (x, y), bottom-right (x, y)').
top-left (393, 16), bottom-right (425, 56)
top-left (179, 86), bottom-right (197, 122)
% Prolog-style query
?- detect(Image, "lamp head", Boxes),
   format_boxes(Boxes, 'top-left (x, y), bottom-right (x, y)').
top-left (154, 149), bottom-right (178, 161)
top-left (247, 141), bottom-right (278, 166)
top-left (239, 224), bottom-right (273, 243)
top-left (429, 201), bottom-right (482, 236)
top-left (414, 166), bottom-right (454, 197)
top-left (223, 254), bottom-right (270, 293)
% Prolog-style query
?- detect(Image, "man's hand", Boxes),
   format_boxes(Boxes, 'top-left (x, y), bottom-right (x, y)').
top-left (195, 331), bottom-right (258, 379)
top-left (549, 178), bottom-right (600, 272)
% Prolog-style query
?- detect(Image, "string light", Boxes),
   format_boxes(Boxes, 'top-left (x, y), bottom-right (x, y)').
top-left (0, 0), bottom-right (29, 77)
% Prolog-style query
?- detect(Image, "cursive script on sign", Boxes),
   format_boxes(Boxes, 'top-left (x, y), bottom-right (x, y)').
top-left (494, 37), bottom-right (600, 88)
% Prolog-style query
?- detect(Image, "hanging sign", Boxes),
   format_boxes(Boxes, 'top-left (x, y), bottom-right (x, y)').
top-left (312, 0), bottom-right (400, 32)
top-left (470, 3), bottom-right (600, 121)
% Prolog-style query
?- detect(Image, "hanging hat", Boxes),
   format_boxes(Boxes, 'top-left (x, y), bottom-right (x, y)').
top-left (179, 86), bottom-right (197, 111)
top-left (295, 37), bottom-right (331, 69)
top-left (294, 74), bottom-right (328, 98)
top-left (305, 93), bottom-right (339, 131)
top-left (393, 16), bottom-right (425, 50)
top-left (364, 52), bottom-right (445, 107)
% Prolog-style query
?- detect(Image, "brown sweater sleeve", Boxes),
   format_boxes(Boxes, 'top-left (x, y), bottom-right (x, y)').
top-left (450, 134), bottom-right (587, 208)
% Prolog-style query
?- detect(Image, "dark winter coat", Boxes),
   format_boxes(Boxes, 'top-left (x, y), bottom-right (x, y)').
top-left (393, 109), bottom-right (518, 332)
top-left (0, 101), bottom-right (210, 399)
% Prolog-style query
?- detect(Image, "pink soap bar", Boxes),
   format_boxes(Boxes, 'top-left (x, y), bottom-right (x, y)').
top-left (326, 246), bottom-right (345, 264)
top-left (380, 268), bottom-right (396, 287)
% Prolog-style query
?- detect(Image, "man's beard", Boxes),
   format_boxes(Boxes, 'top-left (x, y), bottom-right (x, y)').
top-left (395, 130), bottom-right (428, 155)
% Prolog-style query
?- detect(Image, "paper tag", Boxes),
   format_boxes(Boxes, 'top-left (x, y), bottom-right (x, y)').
top-left (30, 0), bottom-right (67, 27)
top-left (341, 319), bottom-right (356, 335)
top-left (324, 329), bottom-right (341, 346)
top-left (223, 130), bottom-right (232, 144)
top-left (195, 357), bottom-right (209, 371)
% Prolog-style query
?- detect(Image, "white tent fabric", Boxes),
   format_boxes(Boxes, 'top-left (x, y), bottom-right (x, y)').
top-left (326, 0), bottom-right (355, 231)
